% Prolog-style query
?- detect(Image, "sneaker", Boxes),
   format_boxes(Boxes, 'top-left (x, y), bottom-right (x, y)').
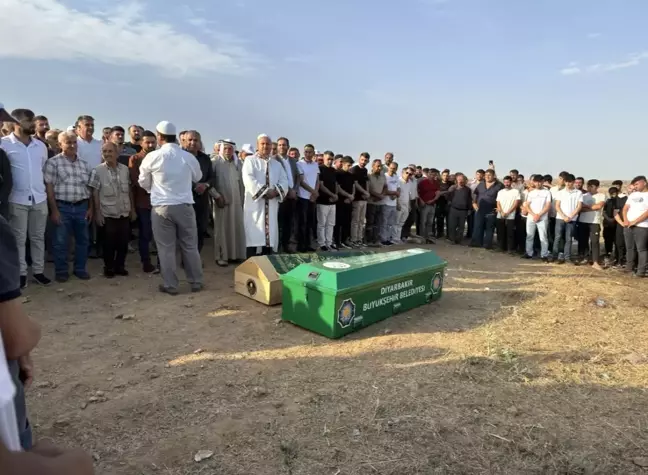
top-left (191, 283), bottom-right (204, 293)
top-left (340, 242), bottom-right (351, 249)
top-left (158, 284), bottom-right (179, 296)
top-left (557, 258), bottom-right (565, 264)
top-left (20, 275), bottom-right (27, 289)
top-left (541, 257), bottom-right (549, 263)
top-left (383, 241), bottom-right (394, 246)
top-left (521, 254), bottom-right (533, 260)
top-left (142, 262), bottom-right (156, 273)
top-left (591, 262), bottom-right (603, 271)
top-left (74, 271), bottom-right (91, 280)
top-left (32, 273), bottom-right (51, 286)
top-left (425, 238), bottom-right (436, 244)
top-left (320, 246), bottom-right (330, 252)
top-left (104, 269), bottom-right (115, 279)
top-left (55, 274), bottom-right (69, 283)
top-left (115, 269), bottom-right (129, 276)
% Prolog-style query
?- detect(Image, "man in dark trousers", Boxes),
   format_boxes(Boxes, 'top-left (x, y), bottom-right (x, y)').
top-left (183, 131), bottom-right (213, 253)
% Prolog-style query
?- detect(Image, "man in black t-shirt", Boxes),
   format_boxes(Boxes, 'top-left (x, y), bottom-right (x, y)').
top-left (349, 153), bottom-right (370, 246)
top-left (436, 169), bottom-right (453, 238)
top-left (335, 156), bottom-right (357, 248)
top-left (317, 151), bottom-right (339, 251)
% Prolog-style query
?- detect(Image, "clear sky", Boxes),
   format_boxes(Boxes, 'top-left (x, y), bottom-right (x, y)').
top-left (2, 0), bottom-right (646, 178)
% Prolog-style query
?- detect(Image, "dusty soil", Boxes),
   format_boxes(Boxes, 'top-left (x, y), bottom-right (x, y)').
top-left (23, 241), bottom-right (648, 474)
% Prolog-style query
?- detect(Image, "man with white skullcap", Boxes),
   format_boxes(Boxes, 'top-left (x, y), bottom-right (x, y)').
top-left (239, 144), bottom-right (254, 162)
top-left (210, 139), bottom-right (246, 265)
top-left (241, 134), bottom-right (290, 256)
top-left (138, 121), bottom-right (204, 295)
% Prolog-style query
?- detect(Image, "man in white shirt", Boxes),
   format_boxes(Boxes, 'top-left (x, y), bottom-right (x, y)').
top-left (75, 115), bottom-right (104, 259)
top-left (0, 109), bottom-right (50, 289)
top-left (523, 174), bottom-right (552, 261)
top-left (295, 144), bottom-right (320, 252)
top-left (496, 176), bottom-right (520, 253)
top-left (623, 175), bottom-right (648, 278)
top-left (138, 121), bottom-right (203, 295)
top-left (552, 174), bottom-right (583, 263)
top-left (549, 172), bottom-right (568, 251)
top-left (394, 167), bottom-right (416, 243)
top-left (578, 179), bottom-right (606, 270)
top-left (380, 161), bottom-right (400, 245)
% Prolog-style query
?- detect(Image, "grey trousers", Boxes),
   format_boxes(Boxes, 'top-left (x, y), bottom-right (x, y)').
top-left (152, 204), bottom-right (203, 289)
top-left (380, 205), bottom-right (397, 242)
top-left (8, 201), bottom-right (48, 275)
top-left (419, 204), bottom-right (436, 240)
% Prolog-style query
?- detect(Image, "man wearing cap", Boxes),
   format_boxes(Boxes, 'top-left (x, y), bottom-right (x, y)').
top-left (139, 121), bottom-right (204, 295)
top-left (0, 108), bottom-right (51, 288)
top-left (242, 134), bottom-right (289, 257)
top-left (239, 144), bottom-right (254, 162)
top-left (623, 176), bottom-right (648, 278)
top-left (211, 140), bottom-right (246, 265)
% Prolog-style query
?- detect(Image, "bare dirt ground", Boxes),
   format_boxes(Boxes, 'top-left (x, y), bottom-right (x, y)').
top-left (23, 241), bottom-right (648, 475)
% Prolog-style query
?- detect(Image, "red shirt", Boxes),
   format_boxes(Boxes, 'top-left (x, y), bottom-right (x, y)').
top-left (418, 178), bottom-right (440, 203)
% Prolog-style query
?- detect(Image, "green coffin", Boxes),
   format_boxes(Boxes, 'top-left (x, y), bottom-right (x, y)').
top-left (280, 248), bottom-right (447, 339)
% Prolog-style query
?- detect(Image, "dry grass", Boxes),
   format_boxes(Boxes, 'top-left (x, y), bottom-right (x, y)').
top-left (24, 242), bottom-right (648, 474)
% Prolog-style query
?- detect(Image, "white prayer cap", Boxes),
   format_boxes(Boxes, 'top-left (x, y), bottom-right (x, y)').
top-left (315, 149), bottom-right (321, 154)
top-left (155, 120), bottom-right (176, 135)
top-left (241, 144), bottom-right (255, 155)
top-left (257, 133), bottom-right (270, 141)
top-left (67, 125), bottom-right (76, 132)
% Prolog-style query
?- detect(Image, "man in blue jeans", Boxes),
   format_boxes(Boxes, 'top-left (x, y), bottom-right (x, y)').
top-left (43, 131), bottom-right (93, 282)
top-left (553, 174), bottom-right (583, 263)
top-left (471, 169), bottom-right (503, 249)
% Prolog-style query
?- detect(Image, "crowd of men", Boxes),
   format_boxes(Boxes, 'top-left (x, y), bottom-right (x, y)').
top-left (0, 105), bottom-right (647, 293)
top-left (0, 101), bottom-right (647, 472)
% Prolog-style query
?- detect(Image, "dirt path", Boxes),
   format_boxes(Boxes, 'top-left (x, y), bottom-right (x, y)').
top-left (24, 242), bottom-right (648, 474)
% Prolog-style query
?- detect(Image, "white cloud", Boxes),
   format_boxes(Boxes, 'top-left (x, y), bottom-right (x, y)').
top-left (587, 32), bottom-right (602, 39)
top-left (0, 0), bottom-right (258, 76)
top-left (560, 52), bottom-right (648, 76)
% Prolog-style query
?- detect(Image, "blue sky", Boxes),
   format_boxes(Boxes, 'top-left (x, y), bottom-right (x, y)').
top-left (2, 0), bottom-right (646, 178)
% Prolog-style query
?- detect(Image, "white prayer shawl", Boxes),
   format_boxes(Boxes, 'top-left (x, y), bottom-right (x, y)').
top-left (242, 154), bottom-right (289, 250)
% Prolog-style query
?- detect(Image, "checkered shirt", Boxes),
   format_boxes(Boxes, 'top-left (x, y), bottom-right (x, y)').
top-left (43, 153), bottom-right (92, 203)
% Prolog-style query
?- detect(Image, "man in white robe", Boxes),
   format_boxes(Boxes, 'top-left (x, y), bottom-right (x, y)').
top-left (242, 134), bottom-right (289, 257)
top-left (211, 140), bottom-right (246, 266)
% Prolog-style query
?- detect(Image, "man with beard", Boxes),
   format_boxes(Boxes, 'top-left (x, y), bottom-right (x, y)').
top-left (109, 126), bottom-right (137, 166)
top-left (183, 131), bottom-right (214, 253)
top-left (276, 137), bottom-right (298, 253)
top-left (211, 140), bottom-right (246, 266)
top-left (382, 152), bottom-right (394, 173)
top-left (125, 125), bottom-right (143, 153)
top-left (334, 156), bottom-right (356, 249)
top-left (0, 105), bottom-right (14, 221)
top-left (129, 131), bottom-right (158, 273)
top-left (436, 169), bottom-right (452, 238)
top-left (242, 134), bottom-right (289, 256)
top-left (296, 144), bottom-right (320, 252)
top-left (0, 109), bottom-right (51, 288)
top-left (32, 116), bottom-right (49, 145)
top-left (349, 152), bottom-right (370, 247)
